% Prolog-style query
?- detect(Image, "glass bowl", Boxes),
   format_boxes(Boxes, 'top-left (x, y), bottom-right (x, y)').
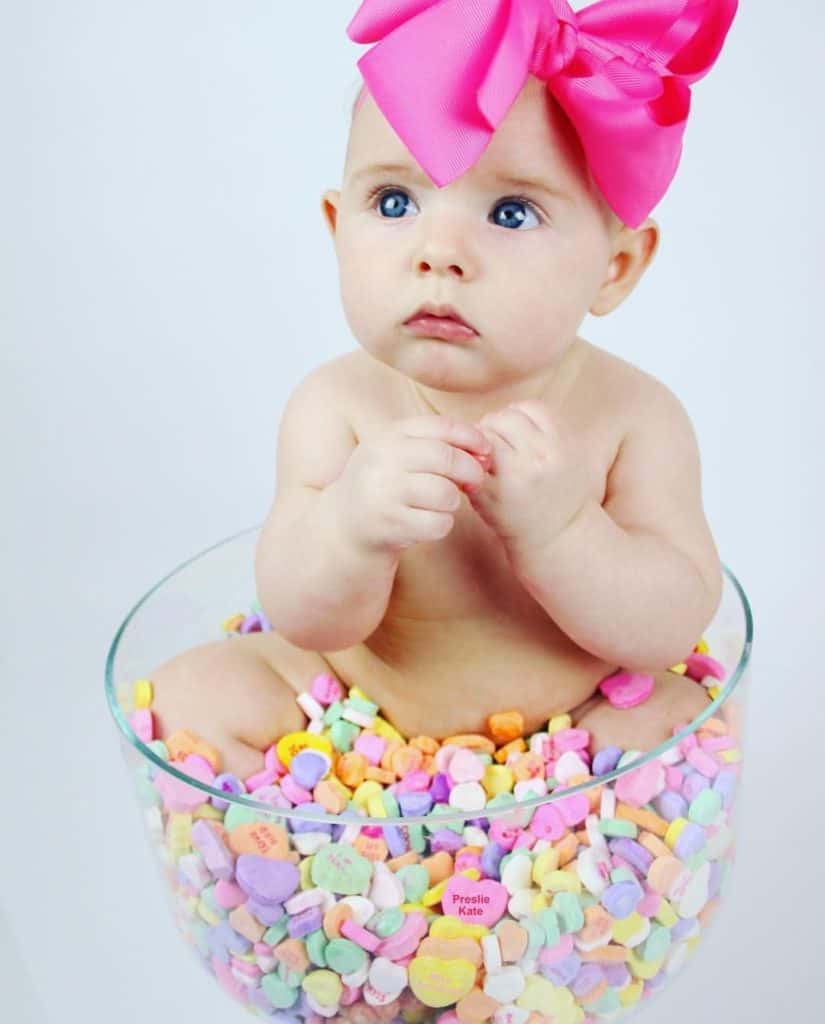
top-left (105, 525), bottom-right (752, 1023)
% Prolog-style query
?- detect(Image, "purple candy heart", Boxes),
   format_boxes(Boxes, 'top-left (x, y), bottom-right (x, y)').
top-left (572, 963), bottom-right (604, 998)
top-left (429, 773), bottom-right (451, 803)
top-left (601, 879), bottom-right (643, 919)
top-left (289, 750), bottom-right (329, 790)
top-left (246, 899), bottom-right (286, 926)
top-left (592, 746), bottom-right (623, 775)
top-left (397, 791), bottom-right (433, 817)
top-left (236, 855), bottom-right (299, 906)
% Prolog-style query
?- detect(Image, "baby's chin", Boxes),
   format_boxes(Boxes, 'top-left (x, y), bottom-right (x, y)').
top-left (370, 336), bottom-right (539, 396)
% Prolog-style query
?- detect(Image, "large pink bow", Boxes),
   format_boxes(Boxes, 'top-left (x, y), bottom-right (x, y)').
top-left (346, 0), bottom-right (738, 228)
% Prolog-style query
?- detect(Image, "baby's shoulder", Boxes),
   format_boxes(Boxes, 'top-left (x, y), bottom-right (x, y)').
top-left (323, 349), bottom-right (412, 439)
top-left (579, 340), bottom-right (692, 434)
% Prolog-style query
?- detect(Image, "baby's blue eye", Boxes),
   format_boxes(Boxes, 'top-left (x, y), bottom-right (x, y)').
top-left (375, 188), bottom-right (415, 219)
top-left (492, 198), bottom-right (541, 230)
top-left (370, 186), bottom-right (541, 229)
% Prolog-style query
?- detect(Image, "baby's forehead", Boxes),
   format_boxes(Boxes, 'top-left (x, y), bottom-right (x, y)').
top-left (346, 75), bottom-right (595, 202)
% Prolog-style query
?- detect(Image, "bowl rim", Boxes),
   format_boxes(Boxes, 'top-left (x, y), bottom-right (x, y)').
top-left (104, 523), bottom-right (753, 827)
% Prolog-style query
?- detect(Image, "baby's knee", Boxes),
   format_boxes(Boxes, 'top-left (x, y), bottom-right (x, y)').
top-left (148, 636), bottom-right (306, 775)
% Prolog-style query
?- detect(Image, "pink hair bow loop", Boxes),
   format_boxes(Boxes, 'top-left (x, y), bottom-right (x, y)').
top-left (347, 0), bottom-right (738, 228)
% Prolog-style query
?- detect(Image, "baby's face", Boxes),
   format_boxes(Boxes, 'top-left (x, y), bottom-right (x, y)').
top-left (322, 75), bottom-right (627, 403)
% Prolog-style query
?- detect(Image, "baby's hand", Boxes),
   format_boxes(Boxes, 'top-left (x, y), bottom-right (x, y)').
top-left (331, 415), bottom-right (491, 555)
top-left (467, 400), bottom-right (594, 558)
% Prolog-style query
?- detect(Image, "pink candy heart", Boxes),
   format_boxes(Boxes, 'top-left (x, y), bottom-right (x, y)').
top-left (155, 754), bottom-right (215, 812)
top-left (599, 671), bottom-right (655, 709)
top-left (615, 758), bottom-right (666, 807)
top-left (529, 803), bottom-right (566, 841)
top-left (441, 876), bottom-right (508, 927)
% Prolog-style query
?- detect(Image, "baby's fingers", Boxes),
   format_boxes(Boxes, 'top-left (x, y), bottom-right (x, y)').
top-left (400, 414), bottom-right (492, 456)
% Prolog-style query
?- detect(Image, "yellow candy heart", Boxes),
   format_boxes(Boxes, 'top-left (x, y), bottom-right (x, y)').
top-left (517, 975), bottom-right (582, 1023)
top-left (429, 918), bottom-right (490, 941)
top-left (276, 731), bottom-right (333, 768)
top-left (612, 912), bottom-right (647, 945)
top-left (408, 957), bottom-right (476, 1008)
top-left (302, 969), bottom-right (342, 1008)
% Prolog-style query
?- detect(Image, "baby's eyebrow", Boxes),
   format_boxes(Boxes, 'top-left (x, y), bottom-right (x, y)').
top-left (349, 161), bottom-right (571, 202)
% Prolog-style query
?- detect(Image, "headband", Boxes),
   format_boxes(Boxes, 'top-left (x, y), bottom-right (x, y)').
top-left (346, 0), bottom-right (738, 228)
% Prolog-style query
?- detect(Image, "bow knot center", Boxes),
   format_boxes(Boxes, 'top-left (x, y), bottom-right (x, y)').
top-left (530, 13), bottom-right (579, 80)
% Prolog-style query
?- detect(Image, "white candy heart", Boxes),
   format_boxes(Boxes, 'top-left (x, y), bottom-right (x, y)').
top-left (483, 966), bottom-right (526, 1005)
top-left (514, 778), bottom-right (547, 801)
top-left (291, 832), bottom-right (332, 856)
top-left (507, 889), bottom-right (534, 920)
top-left (368, 956), bottom-right (407, 999)
top-left (369, 861), bottom-right (405, 909)
top-left (448, 781), bottom-right (487, 812)
top-left (463, 825), bottom-right (489, 848)
top-left (576, 847), bottom-right (609, 897)
top-left (340, 895), bottom-right (376, 925)
top-left (501, 854), bottom-right (533, 894)
top-left (554, 751), bottom-right (589, 784)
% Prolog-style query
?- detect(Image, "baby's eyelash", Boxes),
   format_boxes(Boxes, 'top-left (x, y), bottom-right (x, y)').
top-left (365, 183), bottom-right (543, 220)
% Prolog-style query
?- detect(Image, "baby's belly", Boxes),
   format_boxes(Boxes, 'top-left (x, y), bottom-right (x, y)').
top-left (322, 614), bottom-right (619, 740)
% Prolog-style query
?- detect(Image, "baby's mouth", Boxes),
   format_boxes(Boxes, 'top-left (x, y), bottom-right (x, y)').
top-left (405, 311), bottom-right (481, 344)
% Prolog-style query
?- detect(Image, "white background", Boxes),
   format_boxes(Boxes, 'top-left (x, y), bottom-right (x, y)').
top-left (3, 1), bottom-right (823, 1020)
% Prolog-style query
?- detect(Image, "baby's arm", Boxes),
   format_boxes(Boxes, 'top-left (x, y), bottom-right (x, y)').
top-left (512, 380), bottom-right (723, 670)
top-left (255, 363), bottom-right (400, 651)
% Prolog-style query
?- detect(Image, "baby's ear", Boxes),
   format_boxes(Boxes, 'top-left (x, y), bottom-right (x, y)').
top-left (321, 190), bottom-right (341, 238)
top-left (590, 218), bottom-right (660, 317)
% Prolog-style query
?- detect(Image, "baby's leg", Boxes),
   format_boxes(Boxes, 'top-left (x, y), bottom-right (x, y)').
top-left (570, 670), bottom-right (711, 755)
top-left (147, 632), bottom-right (334, 779)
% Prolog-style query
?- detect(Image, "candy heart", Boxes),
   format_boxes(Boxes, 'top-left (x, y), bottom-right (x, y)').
top-left (311, 842), bottom-right (374, 896)
top-left (276, 731), bottom-right (333, 769)
top-left (615, 759), bottom-right (666, 807)
top-left (190, 820), bottom-right (235, 880)
top-left (368, 956), bottom-right (408, 999)
top-left (227, 821), bottom-right (290, 859)
top-left (442, 876), bottom-right (508, 927)
top-left (155, 754), bottom-right (214, 813)
top-left (599, 671), bottom-right (655, 709)
top-left (236, 854), bottom-right (299, 906)
top-left (417, 937), bottom-right (483, 966)
top-left (376, 911), bottom-right (429, 961)
top-left (369, 860), bottom-right (405, 909)
top-left (528, 803), bottom-right (566, 841)
top-left (554, 792), bottom-right (590, 827)
top-left (409, 956), bottom-right (476, 1008)
top-left (496, 920), bottom-right (529, 962)
top-left (448, 747), bottom-right (486, 784)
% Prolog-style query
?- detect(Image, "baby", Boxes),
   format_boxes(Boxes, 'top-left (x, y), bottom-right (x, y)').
top-left (148, 71), bottom-right (723, 781)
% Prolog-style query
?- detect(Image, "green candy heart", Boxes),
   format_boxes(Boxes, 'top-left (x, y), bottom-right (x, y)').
top-left (325, 937), bottom-right (368, 976)
top-left (310, 842), bottom-right (373, 895)
top-left (261, 974), bottom-right (299, 1009)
